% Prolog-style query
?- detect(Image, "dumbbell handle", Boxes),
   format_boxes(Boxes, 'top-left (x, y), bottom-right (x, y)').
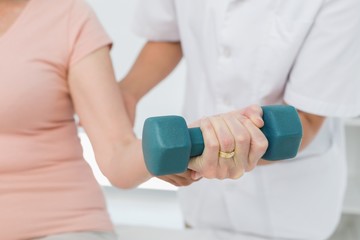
top-left (187, 105), bottom-right (302, 160)
top-left (188, 128), bottom-right (204, 157)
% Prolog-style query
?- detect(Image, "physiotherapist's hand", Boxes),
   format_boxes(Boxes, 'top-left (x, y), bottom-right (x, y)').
top-left (157, 169), bottom-right (201, 187)
top-left (188, 105), bottom-right (268, 180)
top-left (119, 84), bottom-right (138, 126)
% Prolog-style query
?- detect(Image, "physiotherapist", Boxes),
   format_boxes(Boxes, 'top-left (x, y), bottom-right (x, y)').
top-left (119, 0), bottom-right (360, 239)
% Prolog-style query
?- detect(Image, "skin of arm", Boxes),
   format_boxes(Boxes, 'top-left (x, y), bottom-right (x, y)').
top-left (246, 109), bottom-right (325, 166)
top-left (120, 41), bottom-right (198, 186)
top-left (68, 46), bottom-right (151, 189)
top-left (297, 110), bottom-right (325, 151)
top-left (119, 41), bottom-right (183, 124)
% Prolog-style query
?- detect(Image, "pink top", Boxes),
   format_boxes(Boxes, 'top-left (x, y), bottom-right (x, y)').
top-left (0, 0), bottom-right (114, 239)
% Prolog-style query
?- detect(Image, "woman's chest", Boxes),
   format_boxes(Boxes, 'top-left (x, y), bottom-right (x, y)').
top-left (0, 30), bottom-right (72, 133)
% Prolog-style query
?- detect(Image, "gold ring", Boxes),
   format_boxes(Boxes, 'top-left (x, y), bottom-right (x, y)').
top-left (219, 150), bottom-right (235, 159)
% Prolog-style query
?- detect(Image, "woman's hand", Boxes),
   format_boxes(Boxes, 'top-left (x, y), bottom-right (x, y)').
top-left (157, 169), bottom-right (201, 187)
top-left (188, 105), bottom-right (268, 180)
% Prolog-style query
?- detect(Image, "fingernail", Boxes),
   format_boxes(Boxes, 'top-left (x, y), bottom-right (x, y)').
top-left (257, 117), bottom-right (264, 127)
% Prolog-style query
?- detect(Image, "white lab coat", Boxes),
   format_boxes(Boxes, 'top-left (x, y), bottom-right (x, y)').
top-left (133, 0), bottom-right (360, 239)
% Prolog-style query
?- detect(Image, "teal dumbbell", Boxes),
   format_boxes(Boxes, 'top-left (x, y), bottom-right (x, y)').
top-left (142, 105), bottom-right (303, 176)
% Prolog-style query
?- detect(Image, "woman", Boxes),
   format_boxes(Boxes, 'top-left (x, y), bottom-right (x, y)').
top-left (0, 0), bottom-right (151, 239)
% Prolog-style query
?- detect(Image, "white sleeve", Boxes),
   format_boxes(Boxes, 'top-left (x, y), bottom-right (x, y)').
top-left (132, 0), bottom-right (180, 41)
top-left (284, 0), bottom-right (360, 117)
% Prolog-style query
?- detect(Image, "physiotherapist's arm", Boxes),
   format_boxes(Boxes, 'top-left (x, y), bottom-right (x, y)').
top-left (258, 110), bottom-right (325, 165)
top-left (119, 41), bottom-right (183, 124)
top-left (186, 106), bottom-right (326, 177)
top-left (297, 110), bottom-right (325, 151)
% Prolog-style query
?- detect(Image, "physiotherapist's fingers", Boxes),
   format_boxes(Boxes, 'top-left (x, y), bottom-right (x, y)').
top-left (188, 118), bottom-right (201, 128)
top-left (240, 117), bottom-right (268, 171)
top-left (241, 104), bottom-right (264, 128)
top-left (188, 117), bottom-right (219, 178)
top-left (209, 115), bottom-right (236, 179)
top-left (222, 113), bottom-right (249, 179)
top-left (188, 106), bottom-right (265, 180)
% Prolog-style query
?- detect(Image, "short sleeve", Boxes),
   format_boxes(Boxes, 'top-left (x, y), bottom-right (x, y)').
top-left (284, 0), bottom-right (360, 117)
top-left (132, 0), bottom-right (180, 41)
top-left (68, 0), bottom-right (112, 66)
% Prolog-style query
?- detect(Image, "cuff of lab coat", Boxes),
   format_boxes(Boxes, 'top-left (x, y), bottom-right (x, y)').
top-left (132, 20), bottom-right (180, 42)
top-left (284, 88), bottom-right (360, 118)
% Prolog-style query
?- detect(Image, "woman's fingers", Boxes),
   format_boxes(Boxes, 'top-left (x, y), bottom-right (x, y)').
top-left (188, 117), bottom-right (219, 178)
top-left (157, 170), bottom-right (200, 187)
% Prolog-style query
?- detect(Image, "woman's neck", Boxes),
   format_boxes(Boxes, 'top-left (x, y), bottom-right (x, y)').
top-left (0, 0), bottom-right (29, 37)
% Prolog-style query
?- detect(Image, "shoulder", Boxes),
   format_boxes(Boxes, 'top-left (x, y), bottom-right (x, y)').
top-left (63, 0), bottom-right (95, 18)
top-left (33, 0), bottom-right (94, 17)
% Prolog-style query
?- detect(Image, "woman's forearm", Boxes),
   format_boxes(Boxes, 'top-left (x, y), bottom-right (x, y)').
top-left (105, 139), bottom-right (152, 189)
top-left (102, 41), bottom-right (182, 187)
top-left (68, 46), bottom-right (153, 189)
